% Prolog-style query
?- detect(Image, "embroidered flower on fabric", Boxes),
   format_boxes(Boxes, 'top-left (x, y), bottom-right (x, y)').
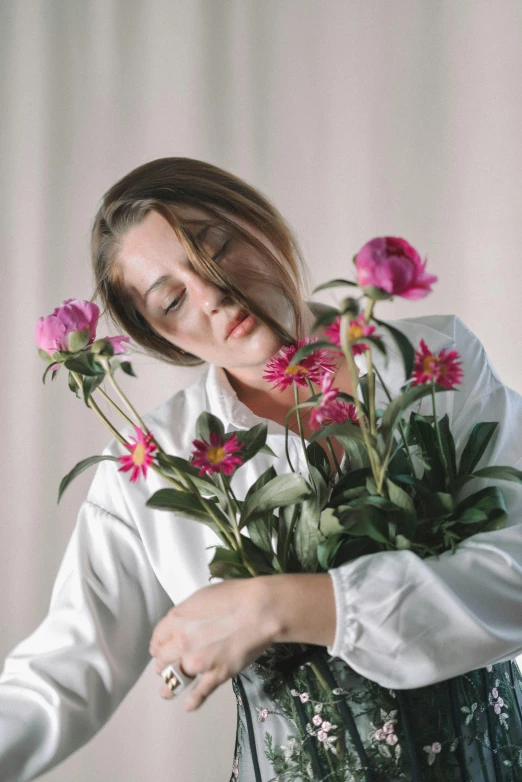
top-left (256, 707), bottom-right (269, 722)
top-left (423, 741), bottom-right (442, 765)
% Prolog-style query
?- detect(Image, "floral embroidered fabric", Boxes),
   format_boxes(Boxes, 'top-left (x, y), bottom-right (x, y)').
top-left (229, 647), bottom-right (522, 781)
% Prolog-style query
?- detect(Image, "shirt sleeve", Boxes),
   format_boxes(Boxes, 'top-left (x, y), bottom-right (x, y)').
top-left (327, 315), bottom-right (522, 689)
top-left (0, 444), bottom-right (173, 782)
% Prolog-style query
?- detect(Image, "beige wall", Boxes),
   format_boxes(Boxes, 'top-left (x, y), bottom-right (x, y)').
top-left (1, 1), bottom-right (521, 780)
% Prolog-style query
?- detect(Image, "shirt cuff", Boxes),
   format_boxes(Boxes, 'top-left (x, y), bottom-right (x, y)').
top-left (326, 565), bottom-right (357, 660)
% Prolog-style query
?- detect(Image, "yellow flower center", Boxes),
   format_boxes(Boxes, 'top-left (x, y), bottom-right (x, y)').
top-left (132, 443), bottom-right (147, 466)
top-left (207, 446), bottom-right (226, 464)
top-left (349, 324), bottom-right (364, 341)
top-left (285, 364), bottom-right (307, 376)
top-left (423, 355), bottom-right (442, 375)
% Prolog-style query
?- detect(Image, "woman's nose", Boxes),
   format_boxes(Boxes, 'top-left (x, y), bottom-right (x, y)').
top-left (188, 271), bottom-right (233, 313)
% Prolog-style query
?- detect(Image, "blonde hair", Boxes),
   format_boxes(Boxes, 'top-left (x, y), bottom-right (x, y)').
top-left (91, 157), bottom-right (311, 366)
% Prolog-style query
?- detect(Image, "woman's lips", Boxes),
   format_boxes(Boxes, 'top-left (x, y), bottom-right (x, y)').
top-left (227, 314), bottom-right (256, 339)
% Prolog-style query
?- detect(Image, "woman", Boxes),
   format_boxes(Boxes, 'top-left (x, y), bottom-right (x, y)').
top-left (1, 158), bottom-right (522, 781)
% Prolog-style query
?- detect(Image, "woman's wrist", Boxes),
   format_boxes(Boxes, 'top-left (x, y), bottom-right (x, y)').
top-left (259, 572), bottom-right (337, 648)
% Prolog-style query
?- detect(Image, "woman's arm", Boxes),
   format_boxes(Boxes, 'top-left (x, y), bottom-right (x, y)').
top-left (0, 448), bottom-right (172, 782)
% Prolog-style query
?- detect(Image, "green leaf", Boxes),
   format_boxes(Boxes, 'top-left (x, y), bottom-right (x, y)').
top-left (386, 479), bottom-right (416, 514)
top-left (195, 411), bottom-right (226, 442)
top-left (240, 536), bottom-right (276, 574)
top-left (82, 373), bottom-right (104, 406)
top-left (312, 278), bottom-right (358, 293)
top-left (458, 422), bottom-right (499, 477)
top-left (67, 328), bottom-right (91, 352)
top-left (379, 385), bottom-right (450, 457)
top-left (337, 505), bottom-right (390, 544)
top-left (240, 473), bottom-right (312, 525)
top-left (293, 495), bottom-right (320, 571)
top-left (120, 361), bottom-right (136, 377)
top-left (290, 340), bottom-right (339, 365)
top-left (319, 508), bottom-right (344, 538)
top-left (454, 485), bottom-right (507, 530)
top-left (42, 361), bottom-right (59, 384)
top-left (64, 353), bottom-right (105, 377)
top-left (146, 489), bottom-right (225, 535)
top-left (309, 464), bottom-right (329, 507)
top-left (58, 455), bottom-right (120, 503)
top-left (395, 534), bottom-right (411, 550)
top-left (360, 334), bottom-right (387, 357)
top-left (371, 317), bottom-right (416, 379)
top-left (234, 422), bottom-right (269, 465)
top-left (244, 467), bottom-right (276, 553)
top-left (306, 441), bottom-right (331, 483)
top-left (156, 452), bottom-right (226, 502)
top-left (209, 547), bottom-right (249, 580)
top-left (67, 371), bottom-right (80, 397)
top-left (259, 442), bottom-right (278, 458)
top-left (438, 414), bottom-right (457, 484)
top-left (310, 307), bottom-right (342, 331)
top-left (472, 465), bottom-right (522, 484)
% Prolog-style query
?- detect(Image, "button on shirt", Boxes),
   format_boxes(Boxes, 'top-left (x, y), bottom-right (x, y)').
top-left (1, 314), bottom-right (522, 781)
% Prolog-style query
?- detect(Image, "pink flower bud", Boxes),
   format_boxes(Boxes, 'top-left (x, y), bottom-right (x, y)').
top-left (35, 299), bottom-right (100, 356)
top-left (355, 237), bottom-right (437, 301)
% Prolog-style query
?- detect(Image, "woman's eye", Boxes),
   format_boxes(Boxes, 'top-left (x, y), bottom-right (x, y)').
top-left (212, 238), bottom-right (231, 262)
top-left (163, 291), bottom-right (185, 315)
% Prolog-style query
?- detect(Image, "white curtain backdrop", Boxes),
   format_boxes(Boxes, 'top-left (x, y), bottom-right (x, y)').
top-left (1, 1), bottom-right (521, 780)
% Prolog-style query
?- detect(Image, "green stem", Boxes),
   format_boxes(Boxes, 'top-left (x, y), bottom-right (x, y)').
top-left (339, 313), bottom-right (381, 492)
top-left (372, 363), bottom-right (417, 479)
top-left (72, 372), bottom-right (188, 494)
top-left (282, 504), bottom-right (299, 571)
top-left (95, 385), bottom-right (136, 429)
top-left (218, 473), bottom-right (258, 577)
top-left (293, 383), bottom-right (317, 495)
top-left (101, 359), bottom-right (152, 437)
top-left (431, 381), bottom-right (449, 486)
top-left (362, 300), bottom-right (377, 437)
top-left (304, 377), bottom-right (342, 483)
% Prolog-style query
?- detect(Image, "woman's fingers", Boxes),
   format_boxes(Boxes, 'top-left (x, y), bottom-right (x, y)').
top-left (184, 667), bottom-right (225, 712)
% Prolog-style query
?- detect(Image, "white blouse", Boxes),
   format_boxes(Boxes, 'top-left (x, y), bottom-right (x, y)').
top-left (1, 313), bottom-right (522, 781)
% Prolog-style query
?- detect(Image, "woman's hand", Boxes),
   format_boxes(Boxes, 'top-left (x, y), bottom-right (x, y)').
top-left (149, 572), bottom-right (336, 712)
top-left (149, 577), bottom-right (280, 712)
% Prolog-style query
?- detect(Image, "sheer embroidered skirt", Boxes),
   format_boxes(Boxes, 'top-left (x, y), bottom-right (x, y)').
top-left (230, 646), bottom-right (522, 781)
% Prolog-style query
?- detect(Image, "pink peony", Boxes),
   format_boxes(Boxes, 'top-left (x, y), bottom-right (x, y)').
top-left (324, 313), bottom-right (381, 356)
top-left (263, 338), bottom-right (336, 391)
top-left (355, 237), bottom-right (438, 301)
top-left (35, 298), bottom-right (100, 355)
top-left (410, 340), bottom-right (464, 390)
top-left (191, 432), bottom-right (244, 477)
top-left (118, 426), bottom-right (158, 482)
top-left (35, 298), bottom-right (130, 361)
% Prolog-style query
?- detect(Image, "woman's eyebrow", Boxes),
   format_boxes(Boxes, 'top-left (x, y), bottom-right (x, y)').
top-left (143, 224), bottom-right (212, 302)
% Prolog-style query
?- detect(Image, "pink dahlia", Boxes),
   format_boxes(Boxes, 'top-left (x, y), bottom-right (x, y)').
top-left (191, 432), bottom-right (244, 477)
top-left (410, 340), bottom-right (464, 389)
top-left (324, 312), bottom-right (381, 355)
top-left (355, 237), bottom-right (438, 301)
top-left (309, 374), bottom-right (360, 431)
top-left (118, 426), bottom-right (158, 482)
top-left (262, 338), bottom-right (336, 391)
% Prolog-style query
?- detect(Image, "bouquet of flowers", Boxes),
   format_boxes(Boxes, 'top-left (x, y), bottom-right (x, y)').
top-left (35, 238), bottom-right (522, 780)
top-left (35, 239), bottom-right (521, 579)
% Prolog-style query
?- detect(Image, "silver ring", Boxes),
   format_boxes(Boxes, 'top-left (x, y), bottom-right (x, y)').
top-left (161, 662), bottom-right (193, 695)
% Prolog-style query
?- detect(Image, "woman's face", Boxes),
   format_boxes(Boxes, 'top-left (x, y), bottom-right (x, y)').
top-left (117, 207), bottom-right (296, 374)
